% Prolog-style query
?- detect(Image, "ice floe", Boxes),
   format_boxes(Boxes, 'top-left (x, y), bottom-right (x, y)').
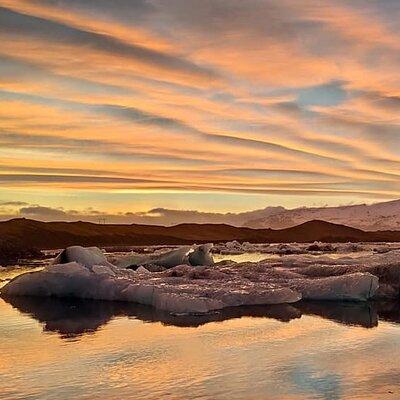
top-left (213, 240), bottom-right (400, 256)
top-left (2, 242), bottom-right (395, 313)
top-left (1, 260), bottom-right (301, 313)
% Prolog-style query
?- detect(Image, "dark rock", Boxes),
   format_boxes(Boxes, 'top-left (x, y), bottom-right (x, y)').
top-left (0, 240), bottom-right (43, 266)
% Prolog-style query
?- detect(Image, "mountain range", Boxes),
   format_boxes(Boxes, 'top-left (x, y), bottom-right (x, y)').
top-left (2, 218), bottom-right (400, 253)
top-left (5, 199), bottom-right (400, 231)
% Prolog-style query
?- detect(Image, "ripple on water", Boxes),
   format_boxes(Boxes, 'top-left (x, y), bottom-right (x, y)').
top-left (0, 295), bottom-right (399, 400)
top-left (1, 248), bottom-right (400, 399)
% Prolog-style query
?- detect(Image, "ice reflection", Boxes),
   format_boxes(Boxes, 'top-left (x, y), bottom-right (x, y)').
top-left (4, 296), bottom-right (400, 338)
top-left (1, 296), bottom-right (400, 400)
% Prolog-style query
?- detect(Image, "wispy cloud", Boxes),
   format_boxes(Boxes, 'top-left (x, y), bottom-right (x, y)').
top-left (0, 5), bottom-right (219, 81)
top-left (0, 0), bottom-right (399, 214)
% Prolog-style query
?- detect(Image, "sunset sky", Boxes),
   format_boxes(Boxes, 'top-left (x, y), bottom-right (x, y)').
top-left (1, 0), bottom-right (399, 222)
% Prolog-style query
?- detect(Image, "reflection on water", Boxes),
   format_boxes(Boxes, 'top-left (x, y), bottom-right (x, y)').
top-left (0, 296), bottom-right (399, 400)
top-left (1, 248), bottom-right (400, 400)
top-left (213, 251), bottom-right (376, 263)
top-left (4, 296), bottom-right (400, 334)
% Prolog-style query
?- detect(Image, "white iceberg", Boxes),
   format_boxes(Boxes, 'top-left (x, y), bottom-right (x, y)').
top-left (1, 261), bottom-right (301, 313)
top-left (1, 243), bottom-right (386, 314)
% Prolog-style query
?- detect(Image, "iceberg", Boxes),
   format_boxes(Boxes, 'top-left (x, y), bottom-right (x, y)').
top-left (1, 244), bottom-right (386, 314)
top-left (116, 243), bottom-right (214, 269)
top-left (1, 261), bottom-right (301, 313)
top-left (52, 246), bottom-right (114, 268)
top-left (188, 243), bottom-right (214, 266)
top-left (289, 272), bottom-right (379, 301)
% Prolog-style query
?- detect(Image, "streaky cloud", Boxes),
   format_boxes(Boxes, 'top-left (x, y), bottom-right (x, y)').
top-left (0, 5), bottom-right (219, 81)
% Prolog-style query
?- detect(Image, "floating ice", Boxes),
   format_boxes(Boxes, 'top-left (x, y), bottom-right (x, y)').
top-left (1, 243), bottom-right (389, 314)
top-left (1, 261), bottom-right (300, 313)
top-left (289, 272), bottom-right (379, 301)
top-left (214, 241), bottom-right (343, 256)
top-left (117, 244), bottom-right (214, 269)
top-left (53, 246), bottom-right (114, 268)
top-left (135, 266), bottom-right (151, 274)
top-left (213, 241), bottom-right (388, 257)
top-left (306, 242), bottom-right (336, 252)
top-left (188, 243), bottom-right (214, 266)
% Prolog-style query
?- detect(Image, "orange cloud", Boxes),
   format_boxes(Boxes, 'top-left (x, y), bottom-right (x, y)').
top-left (0, 0), bottom-right (399, 213)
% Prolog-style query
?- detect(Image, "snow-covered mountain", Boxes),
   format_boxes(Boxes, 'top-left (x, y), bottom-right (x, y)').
top-left (244, 199), bottom-right (400, 231)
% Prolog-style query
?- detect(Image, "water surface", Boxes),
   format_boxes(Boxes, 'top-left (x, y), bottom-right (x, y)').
top-left (1, 247), bottom-right (400, 399)
top-left (1, 296), bottom-right (399, 400)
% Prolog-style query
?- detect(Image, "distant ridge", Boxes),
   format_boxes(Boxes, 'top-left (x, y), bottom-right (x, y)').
top-left (1, 218), bottom-right (400, 250)
top-left (4, 199), bottom-right (400, 230)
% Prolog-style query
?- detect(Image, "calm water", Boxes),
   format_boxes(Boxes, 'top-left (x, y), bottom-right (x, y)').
top-left (1, 251), bottom-right (400, 400)
top-left (1, 295), bottom-right (400, 400)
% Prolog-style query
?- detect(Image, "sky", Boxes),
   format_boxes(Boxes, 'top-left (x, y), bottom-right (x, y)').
top-left (0, 0), bottom-right (399, 223)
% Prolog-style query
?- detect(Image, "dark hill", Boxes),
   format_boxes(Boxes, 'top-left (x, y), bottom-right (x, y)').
top-left (1, 218), bottom-right (400, 253)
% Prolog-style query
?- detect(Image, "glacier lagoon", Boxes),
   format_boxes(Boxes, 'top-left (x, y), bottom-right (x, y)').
top-left (1, 243), bottom-right (400, 399)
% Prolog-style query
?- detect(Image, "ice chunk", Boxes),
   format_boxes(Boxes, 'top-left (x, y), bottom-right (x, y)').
top-left (53, 246), bottom-right (114, 268)
top-left (287, 256), bottom-right (399, 299)
top-left (306, 242), bottom-right (336, 252)
top-left (117, 244), bottom-right (214, 269)
top-left (188, 243), bottom-right (214, 266)
top-left (3, 244), bottom-right (390, 314)
top-left (115, 253), bottom-right (150, 269)
top-left (152, 292), bottom-right (224, 314)
top-left (117, 246), bottom-right (192, 268)
top-left (290, 273), bottom-right (379, 301)
top-left (1, 260), bottom-right (300, 314)
top-left (1, 262), bottom-right (93, 298)
top-left (46, 262), bottom-right (90, 275)
top-left (225, 240), bottom-right (241, 249)
top-left (215, 287), bottom-right (301, 307)
top-left (92, 265), bottom-right (116, 276)
top-left (135, 266), bottom-right (150, 274)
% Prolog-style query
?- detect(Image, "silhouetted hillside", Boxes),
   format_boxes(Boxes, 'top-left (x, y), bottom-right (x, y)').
top-left (1, 219), bottom-right (400, 256)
